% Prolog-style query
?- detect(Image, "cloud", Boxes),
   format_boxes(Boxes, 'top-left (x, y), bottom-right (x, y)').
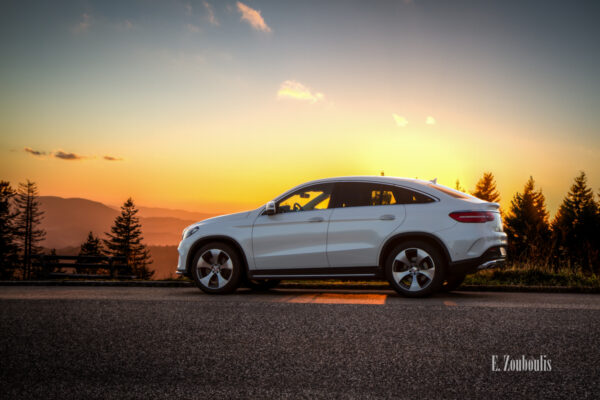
top-left (103, 155), bottom-right (123, 161)
top-left (236, 2), bottom-right (271, 32)
top-left (426, 116), bottom-right (436, 125)
top-left (24, 147), bottom-right (46, 157)
top-left (186, 23), bottom-right (201, 33)
top-left (121, 19), bottom-right (134, 30)
top-left (277, 80), bottom-right (324, 103)
top-left (203, 1), bottom-right (219, 26)
top-left (72, 13), bottom-right (92, 33)
top-left (185, 3), bottom-right (193, 15)
top-left (54, 150), bottom-right (84, 160)
top-left (393, 114), bottom-right (408, 127)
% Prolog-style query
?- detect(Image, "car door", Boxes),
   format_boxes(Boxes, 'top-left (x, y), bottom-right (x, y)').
top-left (326, 182), bottom-right (407, 267)
top-left (252, 183), bottom-right (334, 271)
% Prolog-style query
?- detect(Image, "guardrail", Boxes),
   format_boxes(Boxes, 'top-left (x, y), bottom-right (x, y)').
top-left (33, 255), bottom-right (135, 279)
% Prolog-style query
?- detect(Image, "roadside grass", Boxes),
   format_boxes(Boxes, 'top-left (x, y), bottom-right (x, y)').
top-left (464, 263), bottom-right (600, 289)
top-left (279, 263), bottom-right (600, 290)
top-left (8, 263), bottom-right (598, 290)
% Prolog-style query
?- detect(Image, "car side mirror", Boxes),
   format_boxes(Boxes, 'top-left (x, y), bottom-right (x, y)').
top-left (265, 201), bottom-right (277, 216)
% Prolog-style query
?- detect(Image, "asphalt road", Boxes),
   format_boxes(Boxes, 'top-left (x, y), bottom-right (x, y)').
top-left (1, 287), bottom-right (599, 399)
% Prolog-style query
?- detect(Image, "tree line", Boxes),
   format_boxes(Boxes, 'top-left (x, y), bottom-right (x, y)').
top-left (0, 180), bottom-right (153, 279)
top-left (468, 171), bottom-right (599, 273)
top-left (1, 173), bottom-right (599, 279)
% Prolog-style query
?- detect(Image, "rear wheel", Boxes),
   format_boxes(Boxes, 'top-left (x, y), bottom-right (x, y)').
top-left (385, 241), bottom-right (446, 297)
top-left (245, 279), bottom-right (281, 291)
top-left (191, 242), bottom-right (242, 294)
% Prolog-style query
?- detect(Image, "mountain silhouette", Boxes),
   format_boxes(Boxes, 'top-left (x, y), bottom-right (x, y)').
top-left (38, 196), bottom-right (216, 248)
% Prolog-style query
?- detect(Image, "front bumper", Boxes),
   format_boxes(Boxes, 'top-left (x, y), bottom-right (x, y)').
top-left (175, 240), bottom-right (191, 276)
top-left (449, 246), bottom-right (507, 275)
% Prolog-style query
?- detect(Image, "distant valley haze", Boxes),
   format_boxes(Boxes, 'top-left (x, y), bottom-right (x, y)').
top-left (38, 196), bottom-right (217, 249)
top-left (35, 196), bottom-right (219, 279)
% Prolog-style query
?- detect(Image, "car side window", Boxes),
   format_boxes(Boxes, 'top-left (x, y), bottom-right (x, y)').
top-left (277, 184), bottom-right (333, 213)
top-left (371, 188), bottom-right (397, 205)
top-left (332, 182), bottom-right (391, 207)
top-left (394, 187), bottom-right (436, 204)
top-left (332, 182), bottom-right (435, 208)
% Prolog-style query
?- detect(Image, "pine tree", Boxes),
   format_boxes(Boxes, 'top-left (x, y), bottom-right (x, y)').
top-left (454, 179), bottom-right (466, 193)
top-left (471, 172), bottom-right (501, 203)
top-left (0, 181), bottom-right (19, 279)
top-left (104, 198), bottom-right (154, 279)
top-left (78, 232), bottom-right (105, 274)
top-left (14, 180), bottom-right (46, 279)
top-left (504, 177), bottom-right (550, 264)
top-left (551, 172), bottom-right (599, 272)
top-left (79, 231), bottom-right (104, 257)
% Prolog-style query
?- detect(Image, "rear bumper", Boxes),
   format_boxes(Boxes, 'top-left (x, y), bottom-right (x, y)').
top-left (448, 246), bottom-right (507, 276)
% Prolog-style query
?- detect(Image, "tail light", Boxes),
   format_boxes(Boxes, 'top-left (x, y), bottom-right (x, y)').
top-left (449, 211), bottom-right (495, 223)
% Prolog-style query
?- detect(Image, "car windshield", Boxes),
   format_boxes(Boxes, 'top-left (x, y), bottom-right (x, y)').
top-left (278, 186), bottom-right (332, 212)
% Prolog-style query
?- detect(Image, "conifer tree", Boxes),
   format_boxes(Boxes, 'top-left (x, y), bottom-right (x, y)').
top-left (79, 231), bottom-right (104, 257)
top-left (78, 232), bottom-right (105, 274)
top-left (471, 172), bottom-right (501, 203)
top-left (104, 198), bottom-right (154, 279)
top-left (0, 181), bottom-right (19, 279)
top-left (504, 177), bottom-right (550, 263)
top-left (454, 179), bottom-right (466, 193)
top-left (14, 180), bottom-right (46, 279)
top-left (552, 172), bottom-right (599, 272)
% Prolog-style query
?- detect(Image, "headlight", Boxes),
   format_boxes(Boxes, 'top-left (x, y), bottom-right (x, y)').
top-left (184, 226), bottom-right (200, 239)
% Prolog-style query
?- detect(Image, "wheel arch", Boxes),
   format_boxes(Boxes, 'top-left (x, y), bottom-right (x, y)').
top-left (378, 232), bottom-right (451, 269)
top-left (186, 235), bottom-right (250, 277)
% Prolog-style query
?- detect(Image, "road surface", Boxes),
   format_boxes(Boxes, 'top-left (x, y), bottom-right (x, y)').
top-left (1, 287), bottom-right (599, 399)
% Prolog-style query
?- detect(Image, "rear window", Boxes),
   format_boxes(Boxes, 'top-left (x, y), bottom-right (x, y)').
top-left (427, 183), bottom-right (474, 200)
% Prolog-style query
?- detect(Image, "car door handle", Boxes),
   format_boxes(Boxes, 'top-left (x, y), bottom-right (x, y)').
top-left (380, 214), bottom-right (396, 221)
top-left (308, 216), bottom-right (325, 222)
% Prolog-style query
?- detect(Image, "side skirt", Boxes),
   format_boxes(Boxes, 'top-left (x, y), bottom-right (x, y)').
top-left (248, 266), bottom-right (383, 280)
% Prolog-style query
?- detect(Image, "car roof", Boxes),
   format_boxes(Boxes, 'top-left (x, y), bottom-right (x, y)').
top-left (297, 175), bottom-right (433, 188)
top-left (273, 176), bottom-right (439, 200)
top-left (268, 175), bottom-right (485, 205)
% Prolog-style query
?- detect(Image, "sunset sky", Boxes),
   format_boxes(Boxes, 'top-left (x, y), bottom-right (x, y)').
top-left (1, 0), bottom-right (599, 215)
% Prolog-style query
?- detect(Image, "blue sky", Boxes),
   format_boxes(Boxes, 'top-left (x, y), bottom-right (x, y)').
top-left (1, 0), bottom-right (599, 213)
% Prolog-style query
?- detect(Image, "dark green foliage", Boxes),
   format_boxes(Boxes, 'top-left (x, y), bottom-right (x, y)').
top-left (78, 231), bottom-right (105, 274)
top-left (471, 172), bottom-right (501, 203)
top-left (104, 198), bottom-right (154, 279)
top-left (79, 231), bottom-right (104, 257)
top-left (465, 265), bottom-right (600, 289)
top-left (504, 177), bottom-right (550, 263)
top-left (14, 180), bottom-right (46, 279)
top-left (551, 172), bottom-right (600, 273)
top-left (0, 181), bottom-right (19, 279)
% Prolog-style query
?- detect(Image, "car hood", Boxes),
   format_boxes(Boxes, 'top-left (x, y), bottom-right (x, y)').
top-left (196, 211), bottom-right (251, 226)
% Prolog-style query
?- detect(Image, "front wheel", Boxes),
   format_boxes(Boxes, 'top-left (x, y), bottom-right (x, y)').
top-left (385, 241), bottom-right (446, 297)
top-left (191, 242), bottom-right (242, 294)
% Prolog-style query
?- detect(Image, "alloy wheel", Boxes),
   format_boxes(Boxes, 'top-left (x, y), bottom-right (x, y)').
top-left (196, 249), bottom-right (233, 289)
top-left (392, 248), bottom-right (436, 292)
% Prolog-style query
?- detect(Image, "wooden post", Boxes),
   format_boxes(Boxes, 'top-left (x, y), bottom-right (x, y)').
top-left (109, 257), bottom-right (114, 279)
top-left (40, 255), bottom-right (47, 278)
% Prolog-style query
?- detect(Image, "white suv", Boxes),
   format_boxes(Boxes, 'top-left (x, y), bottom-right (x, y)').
top-left (176, 176), bottom-right (507, 297)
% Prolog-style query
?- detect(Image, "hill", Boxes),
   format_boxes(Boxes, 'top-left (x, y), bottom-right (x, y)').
top-left (38, 196), bottom-right (216, 248)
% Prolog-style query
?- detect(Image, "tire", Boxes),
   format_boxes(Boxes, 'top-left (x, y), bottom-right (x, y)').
top-left (441, 273), bottom-right (466, 292)
top-left (245, 279), bottom-right (281, 291)
top-left (385, 240), bottom-right (446, 297)
top-left (191, 242), bottom-right (242, 294)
